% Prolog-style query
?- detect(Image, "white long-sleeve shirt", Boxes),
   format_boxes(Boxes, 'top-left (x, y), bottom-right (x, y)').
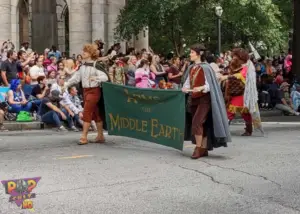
top-left (183, 74), bottom-right (210, 93)
top-left (65, 63), bottom-right (108, 88)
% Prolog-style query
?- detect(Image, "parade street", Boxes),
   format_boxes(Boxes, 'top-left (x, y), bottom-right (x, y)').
top-left (1, 124), bottom-right (300, 214)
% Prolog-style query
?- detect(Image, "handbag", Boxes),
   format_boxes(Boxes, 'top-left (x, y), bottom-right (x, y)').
top-left (16, 111), bottom-right (32, 122)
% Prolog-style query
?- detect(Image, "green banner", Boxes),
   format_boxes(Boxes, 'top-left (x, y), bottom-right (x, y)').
top-left (102, 82), bottom-right (185, 151)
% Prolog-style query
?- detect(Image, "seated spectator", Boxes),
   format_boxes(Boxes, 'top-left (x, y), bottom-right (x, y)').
top-left (39, 90), bottom-right (78, 132)
top-left (29, 57), bottom-right (45, 85)
top-left (51, 76), bottom-right (65, 94)
top-left (61, 86), bottom-right (97, 130)
top-left (47, 70), bottom-right (57, 85)
top-left (31, 76), bottom-right (50, 100)
top-left (275, 70), bottom-right (284, 85)
top-left (275, 82), bottom-right (299, 116)
top-left (0, 109), bottom-right (8, 131)
top-left (267, 79), bottom-right (279, 108)
top-left (259, 77), bottom-right (273, 109)
top-left (291, 83), bottom-right (300, 112)
top-left (7, 79), bottom-right (32, 114)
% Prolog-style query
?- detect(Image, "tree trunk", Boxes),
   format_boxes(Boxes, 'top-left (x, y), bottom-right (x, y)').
top-left (293, 0), bottom-right (300, 79)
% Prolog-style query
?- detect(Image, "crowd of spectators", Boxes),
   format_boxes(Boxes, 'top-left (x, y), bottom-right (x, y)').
top-left (0, 39), bottom-right (297, 132)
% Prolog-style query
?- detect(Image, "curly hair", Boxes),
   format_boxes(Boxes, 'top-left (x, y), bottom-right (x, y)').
top-left (83, 44), bottom-right (99, 60)
top-left (229, 57), bottom-right (243, 74)
top-left (232, 48), bottom-right (249, 63)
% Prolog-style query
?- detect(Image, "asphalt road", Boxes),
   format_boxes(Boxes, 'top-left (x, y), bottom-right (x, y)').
top-left (1, 124), bottom-right (300, 214)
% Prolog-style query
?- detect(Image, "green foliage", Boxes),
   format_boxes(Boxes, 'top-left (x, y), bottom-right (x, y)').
top-left (115, 0), bottom-right (291, 56)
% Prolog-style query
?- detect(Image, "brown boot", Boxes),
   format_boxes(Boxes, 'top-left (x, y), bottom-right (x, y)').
top-left (191, 147), bottom-right (208, 159)
top-left (242, 123), bottom-right (253, 136)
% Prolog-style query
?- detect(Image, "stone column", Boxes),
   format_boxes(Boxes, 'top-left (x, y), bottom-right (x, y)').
top-left (92, 0), bottom-right (107, 45)
top-left (56, 0), bottom-right (66, 52)
top-left (107, 0), bottom-right (126, 53)
top-left (0, 0), bottom-right (11, 44)
top-left (69, 0), bottom-right (92, 55)
top-left (134, 28), bottom-right (149, 51)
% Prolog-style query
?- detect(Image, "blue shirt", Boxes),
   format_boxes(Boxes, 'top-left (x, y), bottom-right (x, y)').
top-left (48, 51), bottom-right (62, 60)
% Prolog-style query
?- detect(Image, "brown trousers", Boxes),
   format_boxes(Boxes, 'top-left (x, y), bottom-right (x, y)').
top-left (83, 87), bottom-right (102, 123)
top-left (191, 94), bottom-right (211, 136)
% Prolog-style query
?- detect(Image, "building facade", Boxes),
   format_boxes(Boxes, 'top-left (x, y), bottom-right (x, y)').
top-left (0, 0), bottom-right (148, 55)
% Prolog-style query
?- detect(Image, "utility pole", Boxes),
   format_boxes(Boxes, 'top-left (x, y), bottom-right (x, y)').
top-left (293, 0), bottom-right (300, 79)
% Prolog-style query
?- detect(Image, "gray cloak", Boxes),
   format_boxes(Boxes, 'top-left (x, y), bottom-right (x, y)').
top-left (183, 62), bottom-right (231, 149)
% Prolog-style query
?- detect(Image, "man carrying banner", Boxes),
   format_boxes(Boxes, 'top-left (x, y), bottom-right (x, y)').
top-left (182, 44), bottom-right (231, 159)
top-left (64, 44), bottom-right (109, 145)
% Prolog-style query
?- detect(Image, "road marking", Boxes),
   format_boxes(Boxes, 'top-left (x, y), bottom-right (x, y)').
top-left (261, 122), bottom-right (300, 125)
top-left (56, 155), bottom-right (94, 160)
top-left (89, 132), bottom-right (108, 136)
top-left (184, 145), bottom-right (195, 148)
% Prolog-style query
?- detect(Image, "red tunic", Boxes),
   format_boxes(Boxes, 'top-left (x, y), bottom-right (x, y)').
top-left (190, 64), bottom-right (206, 99)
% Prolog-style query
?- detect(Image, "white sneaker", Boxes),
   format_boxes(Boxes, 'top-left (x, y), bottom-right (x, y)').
top-left (57, 126), bottom-right (68, 132)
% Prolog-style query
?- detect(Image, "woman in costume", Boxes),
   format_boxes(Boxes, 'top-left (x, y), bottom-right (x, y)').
top-left (224, 55), bottom-right (253, 135)
top-left (182, 44), bottom-right (231, 159)
top-left (221, 48), bottom-right (264, 136)
top-left (64, 44), bottom-right (109, 145)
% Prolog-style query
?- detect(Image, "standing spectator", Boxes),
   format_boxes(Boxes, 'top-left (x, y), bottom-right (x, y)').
top-left (29, 57), bottom-right (45, 85)
top-left (109, 57), bottom-right (126, 85)
top-left (43, 48), bottom-right (51, 67)
top-left (17, 50), bottom-right (33, 81)
top-left (20, 41), bottom-right (33, 55)
top-left (108, 43), bottom-right (121, 58)
top-left (135, 59), bottom-right (155, 88)
top-left (39, 90), bottom-right (78, 132)
top-left (57, 61), bottom-right (66, 79)
top-left (126, 55), bottom-right (137, 86)
top-left (64, 59), bottom-right (76, 81)
top-left (0, 40), bottom-right (15, 63)
top-left (150, 55), bottom-right (166, 84)
top-left (167, 57), bottom-right (183, 89)
top-left (46, 56), bottom-right (58, 74)
top-left (1, 50), bottom-right (18, 87)
top-left (7, 79), bottom-right (32, 113)
top-left (48, 45), bottom-right (62, 60)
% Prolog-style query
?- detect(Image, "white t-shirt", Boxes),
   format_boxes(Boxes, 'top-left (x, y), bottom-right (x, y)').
top-left (29, 65), bottom-right (45, 85)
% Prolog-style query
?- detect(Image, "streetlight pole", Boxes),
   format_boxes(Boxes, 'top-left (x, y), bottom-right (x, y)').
top-left (215, 6), bottom-right (223, 55)
top-left (218, 17), bottom-right (221, 55)
top-left (293, 0), bottom-right (300, 80)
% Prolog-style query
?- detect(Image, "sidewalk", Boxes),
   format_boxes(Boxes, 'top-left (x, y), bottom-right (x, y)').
top-left (0, 109), bottom-right (292, 131)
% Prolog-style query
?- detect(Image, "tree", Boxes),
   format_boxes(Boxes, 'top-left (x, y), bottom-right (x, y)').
top-left (115, 0), bottom-right (289, 55)
top-left (293, 0), bottom-right (300, 78)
